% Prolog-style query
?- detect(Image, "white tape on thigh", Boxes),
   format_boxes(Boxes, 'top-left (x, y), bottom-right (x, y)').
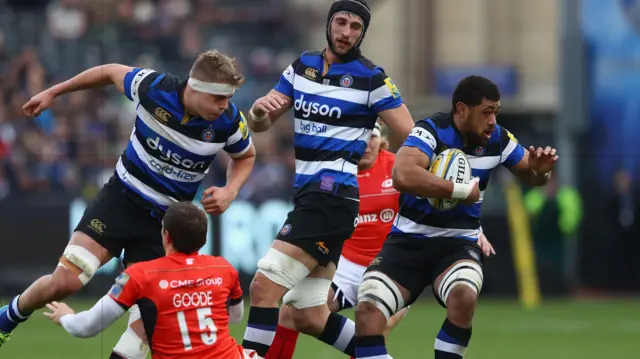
top-left (357, 271), bottom-right (404, 320)
top-left (437, 261), bottom-right (484, 306)
top-left (113, 326), bottom-right (149, 359)
top-left (59, 245), bottom-right (101, 285)
top-left (282, 277), bottom-right (332, 309)
top-left (256, 248), bottom-right (310, 290)
top-left (128, 304), bottom-right (141, 325)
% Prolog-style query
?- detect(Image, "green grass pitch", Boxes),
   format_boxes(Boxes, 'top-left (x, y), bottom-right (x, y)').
top-left (1, 298), bottom-right (637, 358)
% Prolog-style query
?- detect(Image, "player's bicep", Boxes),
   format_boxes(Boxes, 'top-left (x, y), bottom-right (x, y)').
top-left (395, 146), bottom-right (431, 174)
top-left (377, 103), bottom-right (414, 140)
top-left (368, 72), bottom-right (403, 113)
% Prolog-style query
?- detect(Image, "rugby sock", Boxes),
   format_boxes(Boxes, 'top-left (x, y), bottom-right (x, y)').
top-left (243, 306), bottom-right (280, 356)
top-left (355, 335), bottom-right (388, 359)
top-left (0, 295), bottom-right (31, 332)
top-left (434, 318), bottom-right (472, 358)
top-left (265, 325), bottom-right (299, 359)
top-left (317, 312), bottom-right (356, 356)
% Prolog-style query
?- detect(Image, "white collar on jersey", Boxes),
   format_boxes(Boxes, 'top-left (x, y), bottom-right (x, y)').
top-left (187, 77), bottom-right (236, 96)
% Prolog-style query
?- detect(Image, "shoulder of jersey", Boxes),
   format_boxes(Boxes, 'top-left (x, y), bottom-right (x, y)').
top-left (149, 72), bottom-right (183, 92)
top-left (424, 112), bottom-right (452, 129)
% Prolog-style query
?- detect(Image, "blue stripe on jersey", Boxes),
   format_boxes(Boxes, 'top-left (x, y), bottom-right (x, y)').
top-left (134, 117), bottom-right (213, 164)
top-left (294, 171), bottom-right (358, 189)
top-left (123, 143), bottom-right (200, 195)
top-left (294, 133), bottom-right (367, 154)
top-left (274, 74), bottom-right (293, 97)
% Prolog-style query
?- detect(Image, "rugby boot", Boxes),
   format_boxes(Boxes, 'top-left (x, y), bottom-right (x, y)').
top-left (0, 305), bottom-right (14, 348)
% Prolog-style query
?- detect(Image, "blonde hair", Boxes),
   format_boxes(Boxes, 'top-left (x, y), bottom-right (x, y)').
top-left (189, 50), bottom-right (245, 87)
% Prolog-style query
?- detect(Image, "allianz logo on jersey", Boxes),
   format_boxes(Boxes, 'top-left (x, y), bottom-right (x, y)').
top-left (294, 94), bottom-right (342, 119)
top-left (355, 209), bottom-right (395, 225)
top-left (146, 136), bottom-right (206, 171)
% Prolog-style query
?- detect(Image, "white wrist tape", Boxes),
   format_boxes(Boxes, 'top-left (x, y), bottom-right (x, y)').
top-left (451, 182), bottom-right (474, 200)
top-left (249, 108), bottom-right (268, 122)
top-left (187, 78), bottom-right (236, 96)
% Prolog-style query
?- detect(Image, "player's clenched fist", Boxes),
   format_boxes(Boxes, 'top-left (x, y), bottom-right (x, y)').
top-left (22, 89), bottom-right (56, 117)
top-left (251, 94), bottom-right (287, 118)
top-left (201, 186), bottom-right (237, 215)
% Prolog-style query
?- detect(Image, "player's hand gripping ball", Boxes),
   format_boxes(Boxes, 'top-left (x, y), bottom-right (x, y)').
top-left (427, 148), bottom-right (474, 210)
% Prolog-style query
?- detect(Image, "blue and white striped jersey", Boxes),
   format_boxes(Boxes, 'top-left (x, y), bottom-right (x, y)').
top-left (274, 51), bottom-right (403, 199)
top-left (392, 112), bottom-right (525, 240)
top-left (116, 68), bottom-right (252, 211)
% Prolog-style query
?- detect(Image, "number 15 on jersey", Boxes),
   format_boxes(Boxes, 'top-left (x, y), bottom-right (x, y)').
top-left (176, 307), bottom-right (218, 351)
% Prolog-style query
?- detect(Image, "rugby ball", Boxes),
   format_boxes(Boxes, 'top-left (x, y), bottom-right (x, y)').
top-left (427, 148), bottom-right (472, 210)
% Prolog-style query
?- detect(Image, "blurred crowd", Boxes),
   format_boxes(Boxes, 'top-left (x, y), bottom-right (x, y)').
top-left (0, 0), bottom-right (319, 203)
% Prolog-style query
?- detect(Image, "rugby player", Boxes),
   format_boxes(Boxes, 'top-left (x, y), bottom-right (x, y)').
top-left (241, 1), bottom-right (414, 357)
top-left (0, 50), bottom-right (256, 359)
top-left (267, 124), bottom-right (497, 359)
top-left (352, 75), bottom-right (557, 359)
top-left (43, 202), bottom-right (260, 359)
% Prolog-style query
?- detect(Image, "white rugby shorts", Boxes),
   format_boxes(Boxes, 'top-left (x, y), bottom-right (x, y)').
top-left (332, 255), bottom-right (368, 308)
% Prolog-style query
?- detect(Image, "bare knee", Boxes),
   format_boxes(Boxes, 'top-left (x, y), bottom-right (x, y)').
top-left (289, 306), bottom-right (328, 336)
top-left (249, 272), bottom-right (286, 307)
top-left (355, 302), bottom-right (387, 336)
top-left (446, 285), bottom-right (477, 325)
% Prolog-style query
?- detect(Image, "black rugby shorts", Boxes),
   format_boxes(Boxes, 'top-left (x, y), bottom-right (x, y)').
top-left (74, 176), bottom-right (165, 265)
top-left (366, 235), bottom-right (484, 308)
top-left (276, 192), bottom-right (359, 267)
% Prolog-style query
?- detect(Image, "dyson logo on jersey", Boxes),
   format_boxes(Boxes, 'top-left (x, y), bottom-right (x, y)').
top-left (294, 95), bottom-right (342, 119)
top-left (172, 291), bottom-right (214, 308)
top-left (299, 120), bottom-right (327, 134)
top-left (146, 137), bottom-right (206, 170)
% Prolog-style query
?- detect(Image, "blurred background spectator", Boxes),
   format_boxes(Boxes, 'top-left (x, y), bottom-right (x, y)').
top-left (0, 0), bottom-right (305, 203)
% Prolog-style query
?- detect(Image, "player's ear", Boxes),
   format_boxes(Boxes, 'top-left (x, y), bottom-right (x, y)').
top-left (454, 102), bottom-right (467, 117)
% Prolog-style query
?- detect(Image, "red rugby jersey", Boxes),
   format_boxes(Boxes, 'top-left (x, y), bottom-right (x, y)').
top-left (342, 150), bottom-right (400, 266)
top-left (108, 253), bottom-right (245, 359)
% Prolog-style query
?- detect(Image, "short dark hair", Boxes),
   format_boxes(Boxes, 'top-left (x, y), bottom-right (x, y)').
top-left (162, 202), bottom-right (208, 254)
top-left (451, 75), bottom-right (500, 112)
